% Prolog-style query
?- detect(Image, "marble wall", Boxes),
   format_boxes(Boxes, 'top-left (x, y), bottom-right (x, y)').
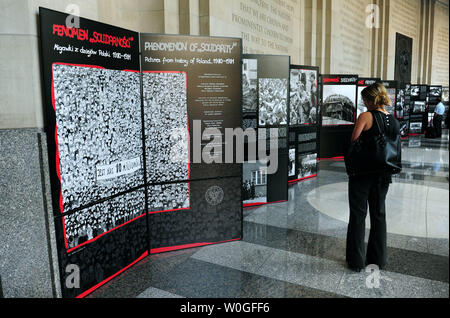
top-left (329, 0), bottom-right (372, 75)
top-left (431, 1), bottom-right (449, 86)
top-left (209, 0), bottom-right (303, 63)
top-left (387, 0), bottom-right (421, 82)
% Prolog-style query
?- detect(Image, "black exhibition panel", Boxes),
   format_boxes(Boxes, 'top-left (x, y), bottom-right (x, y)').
top-left (319, 74), bottom-right (358, 158)
top-left (442, 87), bottom-right (449, 128)
top-left (140, 33), bottom-right (243, 252)
top-left (241, 54), bottom-right (290, 207)
top-left (39, 7), bottom-right (147, 298)
top-left (409, 84), bottom-right (428, 134)
top-left (396, 83), bottom-right (411, 137)
top-left (426, 86), bottom-right (443, 129)
top-left (289, 65), bottom-right (320, 183)
top-left (379, 80), bottom-right (398, 116)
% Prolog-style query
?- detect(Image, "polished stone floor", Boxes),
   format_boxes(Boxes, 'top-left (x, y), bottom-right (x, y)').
top-left (89, 131), bottom-right (449, 298)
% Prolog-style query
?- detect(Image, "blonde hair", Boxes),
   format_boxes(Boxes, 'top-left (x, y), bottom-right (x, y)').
top-left (361, 83), bottom-right (392, 110)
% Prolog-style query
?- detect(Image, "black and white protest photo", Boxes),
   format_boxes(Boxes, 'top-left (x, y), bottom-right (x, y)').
top-left (242, 59), bottom-right (258, 113)
top-left (258, 78), bottom-right (288, 126)
top-left (290, 69), bottom-right (317, 125)
top-left (64, 189), bottom-right (145, 249)
top-left (53, 64), bottom-right (144, 212)
top-left (322, 85), bottom-right (356, 125)
top-left (148, 183), bottom-right (190, 213)
top-left (297, 153), bottom-right (317, 179)
top-left (143, 72), bottom-right (189, 184)
top-left (243, 161), bottom-right (268, 204)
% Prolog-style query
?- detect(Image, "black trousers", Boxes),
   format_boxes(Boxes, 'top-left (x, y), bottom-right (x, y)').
top-left (346, 174), bottom-right (390, 269)
top-left (433, 115), bottom-right (443, 138)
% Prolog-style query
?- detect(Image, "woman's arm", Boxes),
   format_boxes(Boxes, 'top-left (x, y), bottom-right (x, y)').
top-left (351, 112), bottom-right (371, 142)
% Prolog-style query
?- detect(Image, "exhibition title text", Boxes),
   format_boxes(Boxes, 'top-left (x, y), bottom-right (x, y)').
top-left (144, 41), bottom-right (239, 54)
top-left (52, 24), bottom-right (134, 48)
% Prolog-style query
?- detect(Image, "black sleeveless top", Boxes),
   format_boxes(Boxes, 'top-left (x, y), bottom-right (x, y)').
top-left (360, 110), bottom-right (400, 140)
top-left (357, 110), bottom-right (401, 183)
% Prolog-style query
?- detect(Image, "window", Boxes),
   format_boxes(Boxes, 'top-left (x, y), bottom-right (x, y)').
top-left (251, 170), bottom-right (267, 185)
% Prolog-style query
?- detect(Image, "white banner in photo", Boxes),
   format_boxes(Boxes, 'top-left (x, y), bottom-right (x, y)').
top-left (96, 157), bottom-right (142, 181)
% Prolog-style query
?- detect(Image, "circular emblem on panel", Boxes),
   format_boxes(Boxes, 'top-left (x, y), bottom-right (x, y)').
top-left (205, 186), bottom-right (224, 206)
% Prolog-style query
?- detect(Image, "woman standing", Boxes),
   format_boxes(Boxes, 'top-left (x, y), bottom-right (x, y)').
top-left (346, 83), bottom-right (401, 272)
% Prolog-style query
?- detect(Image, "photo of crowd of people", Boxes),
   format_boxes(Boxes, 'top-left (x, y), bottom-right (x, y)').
top-left (297, 153), bottom-right (317, 180)
top-left (242, 59), bottom-right (258, 113)
top-left (143, 72), bottom-right (189, 184)
top-left (289, 69), bottom-right (317, 125)
top-left (52, 64), bottom-right (144, 212)
top-left (148, 183), bottom-right (190, 213)
top-left (322, 85), bottom-right (356, 125)
top-left (258, 78), bottom-right (288, 126)
top-left (64, 190), bottom-right (145, 249)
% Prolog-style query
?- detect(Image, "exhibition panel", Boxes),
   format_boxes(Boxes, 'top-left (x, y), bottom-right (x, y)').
top-left (39, 8), bottom-right (148, 298)
top-left (241, 54), bottom-right (290, 207)
top-left (443, 87), bottom-right (449, 127)
top-left (319, 75), bottom-right (358, 159)
top-left (396, 84), bottom-right (412, 137)
top-left (427, 86), bottom-right (443, 128)
top-left (40, 8), bottom-right (244, 298)
top-left (410, 85), bottom-right (428, 134)
top-left (289, 65), bottom-right (319, 183)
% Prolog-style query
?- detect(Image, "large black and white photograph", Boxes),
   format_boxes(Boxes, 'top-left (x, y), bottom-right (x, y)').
top-left (413, 101), bottom-right (426, 113)
top-left (357, 86), bottom-right (367, 118)
top-left (322, 85), bottom-right (356, 125)
top-left (288, 148), bottom-right (296, 177)
top-left (411, 85), bottom-right (420, 97)
top-left (243, 161), bottom-right (268, 205)
top-left (53, 64), bottom-right (144, 212)
top-left (442, 87), bottom-right (449, 103)
top-left (143, 71), bottom-right (189, 184)
top-left (386, 88), bottom-right (396, 115)
top-left (409, 122), bottom-right (422, 134)
top-left (290, 69), bottom-right (317, 125)
top-left (297, 153), bottom-right (317, 180)
top-left (63, 189), bottom-right (145, 250)
top-left (242, 59), bottom-right (258, 113)
top-left (429, 86), bottom-right (442, 97)
top-left (148, 183), bottom-right (190, 213)
top-left (258, 78), bottom-right (288, 126)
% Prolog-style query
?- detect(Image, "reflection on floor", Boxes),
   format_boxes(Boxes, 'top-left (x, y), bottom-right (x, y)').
top-left (89, 131), bottom-right (449, 298)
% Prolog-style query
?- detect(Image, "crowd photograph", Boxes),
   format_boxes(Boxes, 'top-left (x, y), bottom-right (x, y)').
top-left (53, 64), bottom-right (144, 212)
top-left (143, 72), bottom-right (190, 184)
